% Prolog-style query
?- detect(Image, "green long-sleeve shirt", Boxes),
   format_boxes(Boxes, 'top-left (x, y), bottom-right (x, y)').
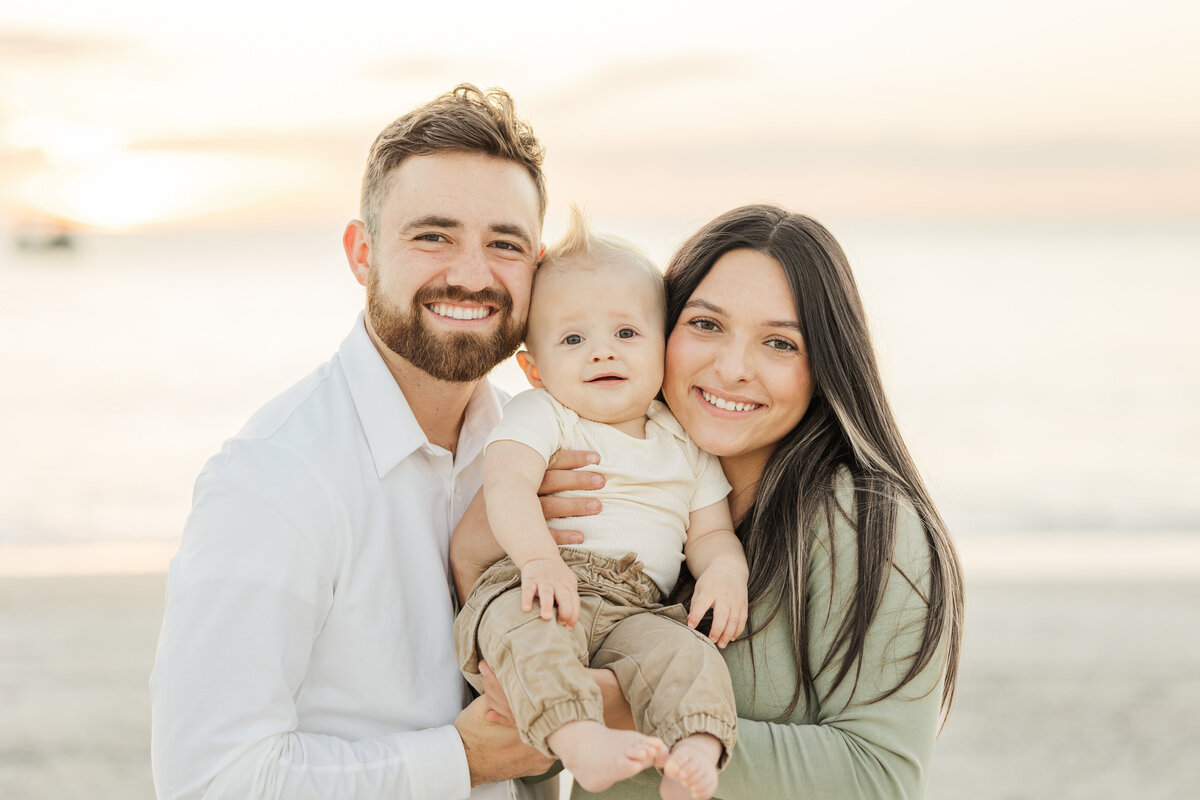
top-left (575, 482), bottom-right (947, 799)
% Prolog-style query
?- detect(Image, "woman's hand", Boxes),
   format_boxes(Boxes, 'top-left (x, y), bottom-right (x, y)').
top-left (450, 450), bottom-right (603, 603)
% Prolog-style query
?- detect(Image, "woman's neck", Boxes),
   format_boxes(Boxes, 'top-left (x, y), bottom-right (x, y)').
top-left (720, 450), bottom-right (771, 524)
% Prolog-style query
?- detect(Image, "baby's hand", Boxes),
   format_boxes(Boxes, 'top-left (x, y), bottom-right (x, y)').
top-left (520, 557), bottom-right (580, 627)
top-left (688, 564), bottom-right (748, 649)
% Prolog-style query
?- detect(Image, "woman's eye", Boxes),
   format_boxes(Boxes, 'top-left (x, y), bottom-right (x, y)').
top-left (616, 328), bottom-right (637, 339)
top-left (563, 334), bottom-right (583, 346)
top-left (688, 317), bottom-right (719, 332)
top-left (766, 338), bottom-right (798, 352)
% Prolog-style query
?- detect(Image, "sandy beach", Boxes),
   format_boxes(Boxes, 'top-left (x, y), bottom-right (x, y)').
top-left (2, 567), bottom-right (1197, 800)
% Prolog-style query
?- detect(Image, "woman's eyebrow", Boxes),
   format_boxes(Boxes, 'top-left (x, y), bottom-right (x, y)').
top-left (682, 298), bottom-right (723, 314)
top-left (683, 298), bottom-right (800, 331)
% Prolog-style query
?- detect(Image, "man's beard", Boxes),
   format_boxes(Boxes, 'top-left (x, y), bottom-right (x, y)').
top-left (367, 272), bottom-right (525, 383)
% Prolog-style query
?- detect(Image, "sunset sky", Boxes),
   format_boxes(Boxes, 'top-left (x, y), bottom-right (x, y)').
top-left (1, 0), bottom-right (1196, 232)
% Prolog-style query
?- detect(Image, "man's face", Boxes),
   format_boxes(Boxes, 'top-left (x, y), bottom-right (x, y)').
top-left (363, 152), bottom-right (541, 382)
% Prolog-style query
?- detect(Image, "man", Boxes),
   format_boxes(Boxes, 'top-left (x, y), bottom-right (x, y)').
top-left (151, 85), bottom-right (580, 799)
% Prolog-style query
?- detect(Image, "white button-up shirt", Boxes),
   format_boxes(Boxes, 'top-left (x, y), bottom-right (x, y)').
top-left (151, 314), bottom-right (530, 800)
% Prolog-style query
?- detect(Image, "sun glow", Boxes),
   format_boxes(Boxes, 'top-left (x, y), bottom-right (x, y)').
top-left (11, 149), bottom-right (319, 231)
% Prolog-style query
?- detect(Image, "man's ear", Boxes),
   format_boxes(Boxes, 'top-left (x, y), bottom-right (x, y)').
top-left (515, 351), bottom-right (544, 388)
top-left (343, 220), bottom-right (371, 287)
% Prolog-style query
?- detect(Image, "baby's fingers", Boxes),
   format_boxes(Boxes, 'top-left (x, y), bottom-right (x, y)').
top-left (709, 603), bottom-right (731, 646)
top-left (688, 591), bottom-right (713, 629)
top-left (538, 584), bottom-right (557, 621)
top-left (731, 604), bottom-right (748, 640)
top-left (558, 587), bottom-right (580, 628)
top-left (521, 579), bottom-right (538, 613)
top-left (715, 608), bottom-right (745, 649)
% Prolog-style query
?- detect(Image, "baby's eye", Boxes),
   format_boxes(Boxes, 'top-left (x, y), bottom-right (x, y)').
top-left (563, 334), bottom-right (583, 346)
top-left (766, 337), bottom-right (798, 352)
top-left (616, 328), bottom-right (637, 339)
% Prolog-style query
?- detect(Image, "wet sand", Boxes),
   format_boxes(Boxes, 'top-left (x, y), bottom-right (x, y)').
top-left (1, 573), bottom-right (1197, 799)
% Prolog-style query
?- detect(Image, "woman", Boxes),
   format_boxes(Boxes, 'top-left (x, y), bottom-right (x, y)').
top-left (456, 204), bottom-right (964, 798)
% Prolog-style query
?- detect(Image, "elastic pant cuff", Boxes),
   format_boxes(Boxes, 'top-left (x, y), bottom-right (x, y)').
top-left (525, 698), bottom-right (605, 758)
top-left (658, 713), bottom-right (738, 770)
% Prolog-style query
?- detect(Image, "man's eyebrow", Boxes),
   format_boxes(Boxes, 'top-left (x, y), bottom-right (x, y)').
top-left (400, 217), bottom-right (533, 250)
top-left (403, 215), bottom-right (461, 232)
top-left (682, 298), bottom-right (801, 330)
top-left (489, 223), bottom-right (534, 250)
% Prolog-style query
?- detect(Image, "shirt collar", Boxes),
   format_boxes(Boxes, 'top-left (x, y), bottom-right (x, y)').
top-left (339, 312), bottom-right (505, 478)
top-left (647, 399), bottom-right (689, 443)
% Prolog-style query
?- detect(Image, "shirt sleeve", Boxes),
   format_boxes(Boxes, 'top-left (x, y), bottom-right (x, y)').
top-left (150, 439), bottom-right (473, 800)
top-left (485, 389), bottom-right (565, 463)
top-left (715, 489), bottom-right (946, 799)
top-left (688, 446), bottom-right (732, 513)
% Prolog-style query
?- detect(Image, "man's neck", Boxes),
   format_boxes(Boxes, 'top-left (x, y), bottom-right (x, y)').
top-left (365, 325), bottom-right (478, 456)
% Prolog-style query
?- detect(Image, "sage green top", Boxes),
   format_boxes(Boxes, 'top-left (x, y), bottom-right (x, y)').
top-left (575, 483), bottom-right (946, 799)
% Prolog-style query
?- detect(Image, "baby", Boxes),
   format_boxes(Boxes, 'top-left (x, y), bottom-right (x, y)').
top-left (454, 209), bottom-right (748, 800)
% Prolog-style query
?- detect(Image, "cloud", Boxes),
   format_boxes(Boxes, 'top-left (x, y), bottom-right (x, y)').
top-left (536, 54), bottom-right (748, 116)
top-left (360, 56), bottom-right (468, 83)
top-left (0, 30), bottom-right (137, 64)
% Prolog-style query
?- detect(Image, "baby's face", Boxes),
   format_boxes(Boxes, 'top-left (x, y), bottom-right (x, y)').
top-left (525, 257), bottom-right (665, 426)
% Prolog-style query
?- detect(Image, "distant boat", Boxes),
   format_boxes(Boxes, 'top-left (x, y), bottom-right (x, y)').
top-left (13, 217), bottom-right (77, 251)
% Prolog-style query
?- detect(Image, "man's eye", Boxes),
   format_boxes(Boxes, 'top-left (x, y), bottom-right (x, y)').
top-left (416, 233), bottom-right (447, 243)
top-left (492, 241), bottom-right (521, 252)
top-left (563, 334), bottom-right (583, 345)
top-left (616, 328), bottom-right (637, 339)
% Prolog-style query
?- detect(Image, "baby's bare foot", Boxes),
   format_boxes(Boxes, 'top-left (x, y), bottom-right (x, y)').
top-left (660, 733), bottom-right (722, 800)
top-left (548, 720), bottom-right (667, 793)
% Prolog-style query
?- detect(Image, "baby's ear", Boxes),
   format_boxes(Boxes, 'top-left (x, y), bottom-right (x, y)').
top-left (515, 351), bottom-right (544, 388)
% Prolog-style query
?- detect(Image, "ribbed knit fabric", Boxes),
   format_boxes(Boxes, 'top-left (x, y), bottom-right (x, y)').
top-left (487, 389), bottom-right (730, 594)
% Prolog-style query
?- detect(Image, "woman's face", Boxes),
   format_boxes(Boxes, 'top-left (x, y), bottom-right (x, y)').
top-left (664, 249), bottom-right (814, 469)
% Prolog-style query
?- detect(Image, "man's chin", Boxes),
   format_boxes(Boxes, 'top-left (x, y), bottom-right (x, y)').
top-left (390, 327), bottom-right (521, 383)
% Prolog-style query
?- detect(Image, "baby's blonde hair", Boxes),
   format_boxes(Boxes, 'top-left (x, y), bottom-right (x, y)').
top-left (538, 205), bottom-right (664, 299)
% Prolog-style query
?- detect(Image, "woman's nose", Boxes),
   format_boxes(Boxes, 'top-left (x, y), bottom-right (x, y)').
top-left (713, 339), bottom-right (752, 382)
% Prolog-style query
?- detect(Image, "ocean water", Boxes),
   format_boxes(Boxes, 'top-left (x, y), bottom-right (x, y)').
top-left (1, 223), bottom-right (1197, 570)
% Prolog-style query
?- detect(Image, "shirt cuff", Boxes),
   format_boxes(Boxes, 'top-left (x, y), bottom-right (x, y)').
top-left (405, 724), bottom-right (472, 800)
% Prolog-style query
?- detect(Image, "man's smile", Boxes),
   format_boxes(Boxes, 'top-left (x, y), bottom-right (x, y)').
top-left (427, 302), bottom-right (497, 321)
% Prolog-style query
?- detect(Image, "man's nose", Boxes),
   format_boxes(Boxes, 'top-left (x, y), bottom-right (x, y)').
top-left (445, 247), bottom-right (492, 293)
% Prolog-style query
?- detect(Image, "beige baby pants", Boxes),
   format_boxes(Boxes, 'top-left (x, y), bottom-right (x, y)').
top-left (455, 548), bottom-right (737, 763)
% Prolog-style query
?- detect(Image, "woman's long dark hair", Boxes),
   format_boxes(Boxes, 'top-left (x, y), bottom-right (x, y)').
top-left (665, 204), bottom-right (964, 721)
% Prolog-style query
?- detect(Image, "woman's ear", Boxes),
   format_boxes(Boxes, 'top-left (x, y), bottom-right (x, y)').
top-left (515, 351), bottom-right (544, 388)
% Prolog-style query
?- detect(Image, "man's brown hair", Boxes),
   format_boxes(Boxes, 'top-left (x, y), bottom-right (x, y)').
top-left (359, 84), bottom-right (547, 239)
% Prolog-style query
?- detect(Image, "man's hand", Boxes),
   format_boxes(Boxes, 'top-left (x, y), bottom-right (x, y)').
top-left (688, 562), bottom-right (749, 649)
top-left (520, 556), bottom-right (580, 626)
top-left (538, 450), bottom-right (605, 530)
top-left (455, 693), bottom-right (554, 786)
top-left (481, 660), bottom-right (634, 731)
